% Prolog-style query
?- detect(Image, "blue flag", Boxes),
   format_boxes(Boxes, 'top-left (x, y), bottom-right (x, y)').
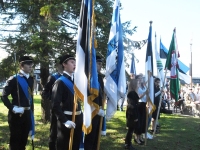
top-left (104, 0), bottom-right (126, 120)
top-left (130, 54), bottom-right (136, 75)
top-left (74, 0), bottom-right (99, 134)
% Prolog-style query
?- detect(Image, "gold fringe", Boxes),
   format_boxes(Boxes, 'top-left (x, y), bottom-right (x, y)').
top-left (82, 122), bottom-right (93, 135)
top-left (74, 85), bottom-right (84, 102)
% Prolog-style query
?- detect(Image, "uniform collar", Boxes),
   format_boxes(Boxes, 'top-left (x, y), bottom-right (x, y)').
top-left (63, 71), bottom-right (73, 81)
top-left (20, 70), bottom-right (30, 79)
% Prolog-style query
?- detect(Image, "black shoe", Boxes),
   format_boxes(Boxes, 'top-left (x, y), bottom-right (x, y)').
top-left (139, 139), bottom-right (145, 144)
top-left (156, 125), bottom-right (161, 128)
top-left (125, 144), bottom-right (137, 150)
top-left (149, 129), bottom-right (159, 134)
top-left (149, 130), bottom-right (154, 134)
top-left (134, 139), bottom-right (143, 145)
top-left (125, 144), bottom-right (130, 149)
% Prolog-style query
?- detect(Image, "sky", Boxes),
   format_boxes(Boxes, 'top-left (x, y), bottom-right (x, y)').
top-left (0, 0), bottom-right (200, 77)
top-left (120, 0), bottom-right (200, 77)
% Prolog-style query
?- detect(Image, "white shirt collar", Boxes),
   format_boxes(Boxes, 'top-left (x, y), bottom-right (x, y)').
top-left (20, 70), bottom-right (30, 79)
top-left (63, 71), bottom-right (73, 81)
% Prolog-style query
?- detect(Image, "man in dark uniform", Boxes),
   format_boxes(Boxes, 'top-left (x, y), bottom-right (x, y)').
top-left (51, 55), bottom-right (83, 150)
top-left (151, 77), bottom-right (161, 133)
top-left (41, 56), bottom-right (63, 150)
top-left (2, 56), bottom-right (34, 150)
top-left (84, 55), bottom-right (105, 150)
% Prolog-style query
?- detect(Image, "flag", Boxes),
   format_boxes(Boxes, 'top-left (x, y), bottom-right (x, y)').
top-left (104, 0), bottom-right (126, 120)
top-left (101, 116), bottom-right (106, 136)
top-left (79, 132), bottom-right (84, 150)
top-left (74, 0), bottom-right (99, 134)
top-left (165, 29), bottom-right (180, 101)
top-left (145, 22), bottom-right (156, 114)
top-left (160, 39), bottom-right (190, 84)
top-left (130, 53), bottom-right (136, 75)
top-left (155, 33), bottom-right (164, 86)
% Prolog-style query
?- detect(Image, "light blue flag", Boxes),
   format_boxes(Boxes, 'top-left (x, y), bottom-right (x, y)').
top-left (104, 0), bottom-right (126, 120)
top-left (160, 40), bottom-right (189, 74)
top-left (160, 39), bottom-right (190, 84)
top-left (130, 54), bottom-right (136, 75)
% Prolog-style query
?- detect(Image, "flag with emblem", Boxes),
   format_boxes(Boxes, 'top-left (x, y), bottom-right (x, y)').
top-left (160, 39), bottom-right (190, 84)
top-left (165, 29), bottom-right (180, 101)
top-left (104, 0), bottom-right (126, 120)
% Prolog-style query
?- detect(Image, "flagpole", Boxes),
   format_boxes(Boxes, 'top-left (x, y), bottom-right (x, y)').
top-left (190, 40), bottom-right (192, 88)
top-left (69, 94), bottom-right (78, 150)
top-left (97, 94), bottom-right (106, 150)
top-left (145, 70), bottom-right (151, 145)
top-left (153, 69), bottom-right (167, 137)
top-left (145, 104), bottom-right (149, 145)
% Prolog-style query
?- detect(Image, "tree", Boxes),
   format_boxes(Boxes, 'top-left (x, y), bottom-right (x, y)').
top-left (0, 0), bottom-right (136, 122)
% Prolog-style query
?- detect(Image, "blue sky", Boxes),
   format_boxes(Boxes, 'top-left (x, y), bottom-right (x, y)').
top-left (0, 0), bottom-right (200, 77)
top-left (120, 0), bottom-right (200, 77)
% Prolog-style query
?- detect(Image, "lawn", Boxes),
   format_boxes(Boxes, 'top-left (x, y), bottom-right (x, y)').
top-left (0, 95), bottom-right (200, 150)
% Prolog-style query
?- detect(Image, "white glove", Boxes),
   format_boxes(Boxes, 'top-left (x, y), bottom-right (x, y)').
top-left (12, 106), bottom-right (24, 114)
top-left (64, 121), bottom-right (76, 128)
top-left (98, 109), bottom-right (105, 117)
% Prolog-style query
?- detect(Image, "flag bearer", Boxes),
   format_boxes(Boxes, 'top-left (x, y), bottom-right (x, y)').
top-left (52, 55), bottom-right (83, 150)
top-left (41, 56), bottom-right (63, 150)
top-left (84, 55), bottom-right (105, 150)
top-left (2, 56), bottom-right (34, 150)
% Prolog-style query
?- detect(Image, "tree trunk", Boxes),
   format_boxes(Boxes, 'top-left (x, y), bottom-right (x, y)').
top-left (40, 63), bottom-right (50, 123)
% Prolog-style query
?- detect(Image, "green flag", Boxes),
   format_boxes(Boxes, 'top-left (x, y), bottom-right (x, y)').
top-left (165, 29), bottom-right (180, 101)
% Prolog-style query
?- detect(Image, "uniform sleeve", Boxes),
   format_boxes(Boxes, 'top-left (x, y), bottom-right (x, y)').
top-left (41, 76), bottom-right (55, 100)
top-left (52, 80), bottom-right (68, 123)
top-left (98, 75), bottom-right (104, 107)
top-left (2, 76), bottom-right (15, 110)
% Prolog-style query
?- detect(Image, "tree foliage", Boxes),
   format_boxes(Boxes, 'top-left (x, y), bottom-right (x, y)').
top-left (0, 0), bottom-right (136, 122)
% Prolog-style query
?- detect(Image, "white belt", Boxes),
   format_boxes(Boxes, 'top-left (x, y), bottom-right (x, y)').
top-left (64, 111), bottom-right (82, 115)
top-left (14, 105), bottom-right (30, 110)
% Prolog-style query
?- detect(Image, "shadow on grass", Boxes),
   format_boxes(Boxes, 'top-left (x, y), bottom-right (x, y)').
top-left (0, 103), bottom-right (49, 150)
top-left (100, 112), bottom-right (200, 150)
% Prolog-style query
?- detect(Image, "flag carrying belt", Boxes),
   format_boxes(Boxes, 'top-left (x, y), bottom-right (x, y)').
top-left (52, 72), bottom-right (60, 80)
top-left (14, 74), bottom-right (35, 139)
top-left (58, 76), bottom-right (81, 115)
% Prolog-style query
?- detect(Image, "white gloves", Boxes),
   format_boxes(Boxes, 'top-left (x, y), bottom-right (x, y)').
top-left (98, 109), bottom-right (105, 117)
top-left (12, 106), bottom-right (24, 114)
top-left (64, 121), bottom-right (76, 128)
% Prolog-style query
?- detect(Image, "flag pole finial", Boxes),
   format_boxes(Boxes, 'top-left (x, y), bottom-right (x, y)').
top-left (149, 21), bottom-right (153, 25)
top-left (174, 28), bottom-right (176, 32)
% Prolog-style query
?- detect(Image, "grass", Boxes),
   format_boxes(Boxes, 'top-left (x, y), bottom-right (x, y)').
top-left (0, 95), bottom-right (200, 150)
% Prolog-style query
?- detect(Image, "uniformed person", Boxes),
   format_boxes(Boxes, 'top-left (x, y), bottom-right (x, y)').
top-left (84, 55), bottom-right (105, 150)
top-left (41, 56), bottom-right (63, 150)
top-left (151, 78), bottom-right (161, 132)
top-left (51, 55), bottom-right (83, 150)
top-left (2, 56), bottom-right (34, 150)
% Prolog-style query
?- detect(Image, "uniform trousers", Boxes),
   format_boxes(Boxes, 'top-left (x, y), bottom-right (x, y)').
top-left (84, 115), bottom-right (101, 150)
top-left (49, 109), bottom-right (57, 150)
top-left (8, 110), bottom-right (31, 150)
top-left (56, 113), bottom-right (83, 150)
